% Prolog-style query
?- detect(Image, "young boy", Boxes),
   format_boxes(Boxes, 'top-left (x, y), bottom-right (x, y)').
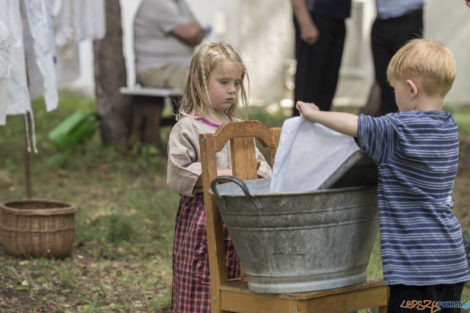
top-left (296, 39), bottom-right (469, 312)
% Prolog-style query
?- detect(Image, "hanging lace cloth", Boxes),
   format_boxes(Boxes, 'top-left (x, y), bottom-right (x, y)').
top-left (0, 0), bottom-right (59, 153)
top-left (22, 0), bottom-right (58, 113)
top-left (1, 0), bottom-right (106, 152)
top-left (0, 0), bottom-right (32, 127)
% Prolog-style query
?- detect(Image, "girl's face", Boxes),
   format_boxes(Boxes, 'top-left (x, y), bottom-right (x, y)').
top-left (208, 61), bottom-right (243, 113)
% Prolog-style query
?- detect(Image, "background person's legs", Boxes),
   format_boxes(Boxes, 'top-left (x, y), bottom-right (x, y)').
top-left (136, 64), bottom-right (188, 89)
top-left (136, 64), bottom-right (187, 118)
top-left (371, 10), bottom-right (423, 114)
top-left (293, 15), bottom-right (346, 115)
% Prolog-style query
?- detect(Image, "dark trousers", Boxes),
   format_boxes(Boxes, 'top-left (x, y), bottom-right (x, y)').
top-left (293, 14), bottom-right (346, 115)
top-left (388, 283), bottom-right (464, 313)
top-left (371, 8), bottom-right (423, 114)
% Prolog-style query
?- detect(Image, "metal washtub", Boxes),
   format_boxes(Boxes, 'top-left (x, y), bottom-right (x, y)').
top-left (209, 152), bottom-right (379, 294)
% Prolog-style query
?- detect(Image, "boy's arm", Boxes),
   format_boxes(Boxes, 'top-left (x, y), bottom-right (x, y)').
top-left (296, 101), bottom-right (359, 137)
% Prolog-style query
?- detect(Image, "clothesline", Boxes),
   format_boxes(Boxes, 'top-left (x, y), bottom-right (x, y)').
top-left (0, 0), bottom-right (105, 152)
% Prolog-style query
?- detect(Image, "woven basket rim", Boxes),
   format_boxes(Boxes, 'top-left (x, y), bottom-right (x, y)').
top-left (1, 198), bottom-right (77, 216)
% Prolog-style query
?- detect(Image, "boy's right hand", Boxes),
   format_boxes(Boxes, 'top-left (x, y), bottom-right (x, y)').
top-left (296, 101), bottom-right (320, 121)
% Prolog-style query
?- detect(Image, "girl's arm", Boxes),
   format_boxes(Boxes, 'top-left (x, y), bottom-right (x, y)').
top-left (296, 101), bottom-right (359, 137)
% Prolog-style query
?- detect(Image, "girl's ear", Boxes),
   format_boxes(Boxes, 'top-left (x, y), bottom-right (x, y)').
top-left (406, 79), bottom-right (419, 98)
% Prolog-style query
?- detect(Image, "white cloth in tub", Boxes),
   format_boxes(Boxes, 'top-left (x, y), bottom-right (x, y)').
top-left (271, 116), bottom-right (360, 193)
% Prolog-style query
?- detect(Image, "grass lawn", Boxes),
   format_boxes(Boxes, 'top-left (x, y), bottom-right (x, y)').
top-left (0, 92), bottom-right (469, 312)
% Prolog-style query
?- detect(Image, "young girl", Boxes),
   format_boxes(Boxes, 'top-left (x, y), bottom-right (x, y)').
top-left (166, 42), bottom-right (272, 313)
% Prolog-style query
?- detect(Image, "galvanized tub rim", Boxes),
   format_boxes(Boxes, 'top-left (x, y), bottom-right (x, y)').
top-left (209, 176), bottom-right (379, 294)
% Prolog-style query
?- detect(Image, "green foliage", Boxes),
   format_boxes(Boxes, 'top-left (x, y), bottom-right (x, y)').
top-left (105, 214), bottom-right (134, 243)
top-left (366, 234), bottom-right (383, 278)
top-left (148, 289), bottom-right (172, 311)
top-left (246, 106), bottom-right (289, 128)
top-left (464, 219), bottom-right (470, 258)
top-left (455, 113), bottom-right (470, 135)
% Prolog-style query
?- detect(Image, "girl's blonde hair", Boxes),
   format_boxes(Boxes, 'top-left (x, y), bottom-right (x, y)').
top-left (387, 39), bottom-right (456, 98)
top-left (178, 42), bottom-right (249, 119)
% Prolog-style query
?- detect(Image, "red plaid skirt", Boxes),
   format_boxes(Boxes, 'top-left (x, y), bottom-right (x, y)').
top-left (171, 194), bottom-right (240, 313)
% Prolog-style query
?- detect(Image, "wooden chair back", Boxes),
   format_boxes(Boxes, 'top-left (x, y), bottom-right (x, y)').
top-left (199, 120), bottom-right (281, 310)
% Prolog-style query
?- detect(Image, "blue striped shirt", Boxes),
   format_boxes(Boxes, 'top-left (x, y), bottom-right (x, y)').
top-left (357, 111), bottom-right (469, 285)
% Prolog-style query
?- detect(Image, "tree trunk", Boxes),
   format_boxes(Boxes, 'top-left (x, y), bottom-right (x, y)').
top-left (93, 0), bottom-right (131, 146)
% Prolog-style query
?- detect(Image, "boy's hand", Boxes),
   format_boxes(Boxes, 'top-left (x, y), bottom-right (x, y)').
top-left (296, 100), bottom-right (359, 137)
top-left (296, 101), bottom-right (320, 122)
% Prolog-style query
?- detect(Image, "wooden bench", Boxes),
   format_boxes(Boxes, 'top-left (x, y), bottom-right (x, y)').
top-left (120, 86), bottom-right (182, 151)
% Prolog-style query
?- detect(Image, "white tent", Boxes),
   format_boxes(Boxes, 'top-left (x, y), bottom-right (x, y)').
top-left (71, 0), bottom-right (470, 109)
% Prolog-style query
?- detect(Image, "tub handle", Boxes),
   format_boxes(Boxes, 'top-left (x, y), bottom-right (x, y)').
top-left (210, 176), bottom-right (264, 211)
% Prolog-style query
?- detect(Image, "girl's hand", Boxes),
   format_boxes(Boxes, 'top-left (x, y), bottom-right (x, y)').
top-left (217, 168), bottom-right (233, 176)
top-left (218, 163), bottom-right (260, 178)
top-left (194, 168), bottom-right (233, 189)
top-left (296, 101), bottom-right (320, 121)
top-left (466, 0), bottom-right (470, 8)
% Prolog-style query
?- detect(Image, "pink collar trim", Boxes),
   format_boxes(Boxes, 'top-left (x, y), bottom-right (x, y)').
top-left (194, 114), bottom-right (233, 128)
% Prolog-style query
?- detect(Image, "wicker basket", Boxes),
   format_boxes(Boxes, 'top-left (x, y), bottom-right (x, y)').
top-left (0, 199), bottom-right (77, 258)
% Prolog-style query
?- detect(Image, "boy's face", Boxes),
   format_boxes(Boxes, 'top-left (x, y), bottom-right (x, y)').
top-left (389, 78), bottom-right (414, 112)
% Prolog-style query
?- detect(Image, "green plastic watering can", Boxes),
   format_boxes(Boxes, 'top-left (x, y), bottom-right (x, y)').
top-left (48, 111), bottom-right (99, 151)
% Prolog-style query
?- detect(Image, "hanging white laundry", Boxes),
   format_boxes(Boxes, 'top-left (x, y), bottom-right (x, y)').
top-left (73, 0), bottom-right (106, 42)
top-left (55, 42), bottom-right (80, 88)
top-left (49, 0), bottom-right (80, 87)
top-left (0, 11), bottom-right (10, 125)
top-left (0, 81), bottom-right (7, 125)
top-left (21, 0), bottom-right (58, 112)
top-left (0, 0), bottom-right (31, 126)
top-left (270, 116), bottom-right (360, 193)
top-left (50, 0), bottom-right (74, 47)
top-left (0, 16), bottom-right (10, 79)
top-left (51, 0), bottom-right (106, 87)
top-left (50, 0), bottom-right (105, 46)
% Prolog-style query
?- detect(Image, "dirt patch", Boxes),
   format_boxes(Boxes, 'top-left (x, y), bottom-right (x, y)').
top-left (0, 288), bottom-right (63, 313)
